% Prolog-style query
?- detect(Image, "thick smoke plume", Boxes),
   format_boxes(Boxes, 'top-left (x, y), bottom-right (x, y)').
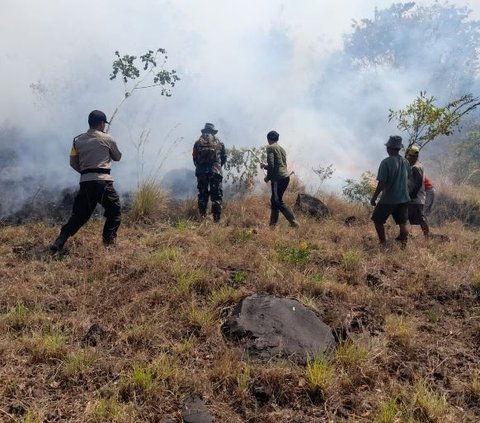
top-left (1, 0), bottom-right (479, 218)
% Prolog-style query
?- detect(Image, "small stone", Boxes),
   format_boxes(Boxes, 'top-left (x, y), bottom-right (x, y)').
top-left (81, 323), bottom-right (106, 347)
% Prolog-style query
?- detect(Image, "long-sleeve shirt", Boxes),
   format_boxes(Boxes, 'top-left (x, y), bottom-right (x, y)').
top-left (265, 142), bottom-right (290, 182)
top-left (70, 129), bottom-right (122, 182)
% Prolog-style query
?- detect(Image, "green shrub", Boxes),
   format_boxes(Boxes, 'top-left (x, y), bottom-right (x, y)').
top-left (342, 171), bottom-right (376, 205)
top-left (276, 243), bottom-right (311, 266)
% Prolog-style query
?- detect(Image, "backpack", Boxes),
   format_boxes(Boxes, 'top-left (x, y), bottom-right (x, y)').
top-left (196, 135), bottom-right (218, 164)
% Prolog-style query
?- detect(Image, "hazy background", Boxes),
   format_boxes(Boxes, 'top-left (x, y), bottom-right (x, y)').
top-left (1, 0), bottom-right (479, 215)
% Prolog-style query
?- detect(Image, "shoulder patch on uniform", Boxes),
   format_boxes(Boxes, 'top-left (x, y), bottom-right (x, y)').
top-left (70, 144), bottom-right (78, 157)
top-left (70, 135), bottom-right (81, 157)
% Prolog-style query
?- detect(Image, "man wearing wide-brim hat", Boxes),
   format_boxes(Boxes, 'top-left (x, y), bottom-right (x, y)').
top-left (192, 123), bottom-right (227, 222)
top-left (370, 135), bottom-right (412, 246)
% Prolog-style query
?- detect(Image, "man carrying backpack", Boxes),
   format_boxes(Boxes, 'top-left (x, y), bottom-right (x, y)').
top-left (192, 123), bottom-right (227, 222)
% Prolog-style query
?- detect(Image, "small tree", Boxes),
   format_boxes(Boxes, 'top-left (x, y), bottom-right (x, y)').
top-left (108, 49), bottom-right (180, 188)
top-left (224, 147), bottom-right (266, 193)
top-left (312, 164), bottom-right (335, 186)
top-left (108, 48), bottom-right (180, 129)
top-left (388, 91), bottom-right (480, 151)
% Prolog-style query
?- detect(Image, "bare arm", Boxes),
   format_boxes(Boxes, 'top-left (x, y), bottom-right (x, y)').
top-left (371, 181), bottom-right (387, 206)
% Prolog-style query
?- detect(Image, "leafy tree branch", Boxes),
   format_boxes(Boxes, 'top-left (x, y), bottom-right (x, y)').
top-left (108, 48), bottom-right (180, 129)
top-left (388, 91), bottom-right (480, 150)
top-left (224, 147), bottom-right (267, 192)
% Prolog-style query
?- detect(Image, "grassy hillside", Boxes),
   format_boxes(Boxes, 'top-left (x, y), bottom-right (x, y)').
top-left (0, 191), bottom-right (479, 422)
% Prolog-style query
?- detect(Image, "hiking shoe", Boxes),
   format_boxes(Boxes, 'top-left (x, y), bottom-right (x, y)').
top-left (50, 233), bottom-right (68, 252)
top-left (103, 239), bottom-right (116, 249)
top-left (289, 220), bottom-right (300, 228)
top-left (213, 215), bottom-right (221, 223)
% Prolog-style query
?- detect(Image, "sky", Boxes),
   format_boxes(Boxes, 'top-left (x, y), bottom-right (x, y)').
top-left (0, 0), bottom-right (479, 210)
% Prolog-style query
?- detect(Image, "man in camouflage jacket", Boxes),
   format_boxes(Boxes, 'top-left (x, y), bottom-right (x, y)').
top-left (192, 123), bottom-right (227, 222)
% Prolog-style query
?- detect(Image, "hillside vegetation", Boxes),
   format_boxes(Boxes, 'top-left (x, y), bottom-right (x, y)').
top-left (0, 190), bottom-right (479, 422)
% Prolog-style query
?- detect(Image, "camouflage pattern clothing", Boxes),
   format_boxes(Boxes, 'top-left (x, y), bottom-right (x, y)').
top-left (193, 133), bottom-right (226, 177)
top-left (192, 133), bottom-right (227, 220)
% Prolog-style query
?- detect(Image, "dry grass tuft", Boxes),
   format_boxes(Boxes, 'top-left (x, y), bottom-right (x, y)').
top-left (384, 314), bottom-right (414, 345)
top-left (130, 179), bottom-right (170, 222)
top-left (373, 397), bottom-right (400, 423)
top-left (412, 379), bottom-right (448, 422)
top-left (88, 397), bottom-right (132, 423)
top-left (305, 356), bottom-right (334, 393)
top-left (29, 332), bottom-right (67, 362)
top-left (471, 369), bottom-right (480, 399)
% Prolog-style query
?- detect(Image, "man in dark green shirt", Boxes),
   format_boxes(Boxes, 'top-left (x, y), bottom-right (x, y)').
top-left (370, 135), bottom-right (411, 245)
top-left (261, 130), bottom-right (299, 227)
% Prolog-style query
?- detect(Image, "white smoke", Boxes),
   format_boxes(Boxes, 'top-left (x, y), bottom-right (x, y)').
top-left (0, 0), bottom-right (479, 215)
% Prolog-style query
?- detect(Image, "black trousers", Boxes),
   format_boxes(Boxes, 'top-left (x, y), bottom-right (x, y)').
top-left (270, 176), bottom-right (296, 224)
top-left (61, 181), bottom-right (121, 243)
top-left (197, 174), bottom-right (223, 216)
top-left (271, 176), bottom-right (290, 210)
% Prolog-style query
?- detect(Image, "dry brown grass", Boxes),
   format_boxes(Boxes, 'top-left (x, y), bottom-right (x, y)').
top-left (0, 190), bottom-right (479, 422)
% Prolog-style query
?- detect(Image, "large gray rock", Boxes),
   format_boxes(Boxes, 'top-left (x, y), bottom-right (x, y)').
top-left (295, 193), bottom-right (330, 219)
top-left (222, 294), bottom-right (335, 363)
top-left (181, 396), bottom-right (214, 423)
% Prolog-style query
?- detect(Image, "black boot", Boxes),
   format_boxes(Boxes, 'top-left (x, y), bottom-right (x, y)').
top-left (50, 233), bottom-right (68, 252)
top-left (280, 205), bottom-right (299, 227)
top-left (213, 214), bottom-right (221, 223)
top-left (103, 237), bottom-right (117, 248)
top-left (269, 209), bottom-right (279, 226)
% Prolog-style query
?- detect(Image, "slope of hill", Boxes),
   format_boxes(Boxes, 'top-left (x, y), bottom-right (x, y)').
top-left (0, 193), bottom-right (479, 422)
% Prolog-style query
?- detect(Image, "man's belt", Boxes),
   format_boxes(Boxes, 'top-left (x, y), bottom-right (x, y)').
top-left (80, 168), bottom-right (111, 175)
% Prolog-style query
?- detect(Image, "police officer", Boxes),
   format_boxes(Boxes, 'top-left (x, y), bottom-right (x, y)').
top-left (192, 123), bottom-right (227, 222)
top-left (50, 110), bottom-right (122, 251)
